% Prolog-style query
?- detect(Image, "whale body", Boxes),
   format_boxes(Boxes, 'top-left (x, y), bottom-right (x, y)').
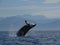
top-left (17, 20), bottom-right (36, 36)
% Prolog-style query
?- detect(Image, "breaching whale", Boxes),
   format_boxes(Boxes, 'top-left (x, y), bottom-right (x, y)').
top-left (17, 20), bottom-right (36, 36)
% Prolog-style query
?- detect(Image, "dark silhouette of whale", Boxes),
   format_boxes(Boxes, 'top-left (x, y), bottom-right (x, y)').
top-left (17, 20), bottom-right (36, 36)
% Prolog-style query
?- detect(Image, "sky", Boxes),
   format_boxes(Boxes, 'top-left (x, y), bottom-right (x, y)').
top-left (0, 0), bottom-right (60, 18)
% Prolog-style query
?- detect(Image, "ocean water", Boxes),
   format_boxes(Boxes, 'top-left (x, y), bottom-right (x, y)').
top-left (0, 31), bottom-right (60, 45)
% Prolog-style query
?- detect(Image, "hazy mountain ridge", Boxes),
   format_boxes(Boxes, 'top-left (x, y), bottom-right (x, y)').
top-left (0, 15), bottom-right (60, 31)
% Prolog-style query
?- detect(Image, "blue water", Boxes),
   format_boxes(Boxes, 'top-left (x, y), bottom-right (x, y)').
top-left (0, 31), bottom-right (60, 45)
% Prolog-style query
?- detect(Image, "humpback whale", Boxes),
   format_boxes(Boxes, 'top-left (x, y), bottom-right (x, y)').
top-left (17, 20), bottom-right (36, 36)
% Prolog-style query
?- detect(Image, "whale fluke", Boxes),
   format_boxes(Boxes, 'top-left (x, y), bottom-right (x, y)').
top-left (17, 20), bottom-right (36, 36)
